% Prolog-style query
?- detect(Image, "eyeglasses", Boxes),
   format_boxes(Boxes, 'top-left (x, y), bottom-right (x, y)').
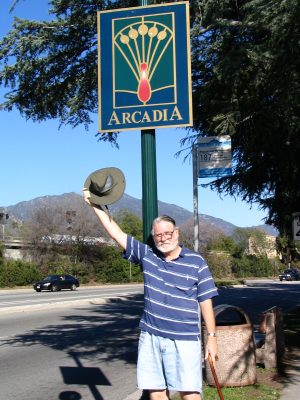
top-left (153, 231), bottom-right (175, 240)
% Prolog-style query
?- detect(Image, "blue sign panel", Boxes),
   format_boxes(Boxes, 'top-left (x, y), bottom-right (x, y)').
top-left (97, 2), bottom-right (192, 132)
top-left (197, 136), bottom-right (232, 178)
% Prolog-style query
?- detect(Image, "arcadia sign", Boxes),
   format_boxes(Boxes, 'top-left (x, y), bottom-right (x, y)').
top-left (97, 2), bottom-right (192, 132)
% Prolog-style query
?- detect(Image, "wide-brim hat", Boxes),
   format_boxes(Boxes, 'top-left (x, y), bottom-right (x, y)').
top-left (84, 167), bottom-right (126, 206)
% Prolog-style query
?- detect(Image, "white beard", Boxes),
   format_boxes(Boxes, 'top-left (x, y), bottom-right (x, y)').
top-left (155, 241), bottom-right (178, 255)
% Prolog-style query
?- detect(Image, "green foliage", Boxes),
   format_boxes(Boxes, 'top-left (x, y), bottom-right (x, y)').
top-left (206, 251), bottom-right (233, 279)
top-left (188, 0), bottom-right (300, 238)
top-left (115, 210), bottom-right (143, 241)
top-left (0, 0), bottom-right (138, 133)
top-left (203, 382), bottom-right (280, 400)
top-left (207, 250), bottom-right (274, 279)
top-left (44, 260), bottom-right (90, 281)
top-left (207, 230), bottom-right (248, 259)
top-left (1, 0), bottom-right (299, 239)
top-left (93, 245), bottom-right (143, 283)
top-left (232, 255), bottom-right (273, 278)
top-left (276, 235), bottom-right (300, 264)
top-left (215, 279), bottom-right (245, 287)
top-left (0, 259), bottom-right (42, 287)
top-left (206, 229), bottom-right (278, 278)
top-left (207, 234), bottom-right (236, 253)
top-left (171, 380), bottom-right (281, 400)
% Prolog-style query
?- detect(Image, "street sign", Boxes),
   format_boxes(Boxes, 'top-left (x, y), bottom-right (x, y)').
top-left (197, 136), bottom-right (232, 178)
top-left (97, 2), bottom-right (192, 132)
top-left (292, 213), bottom-right (300, 241)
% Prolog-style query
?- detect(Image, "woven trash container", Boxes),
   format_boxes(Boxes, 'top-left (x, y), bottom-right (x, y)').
top-left (203, 304), bottom-right (257, 387)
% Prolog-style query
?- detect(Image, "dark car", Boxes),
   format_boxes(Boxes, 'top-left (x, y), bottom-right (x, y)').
top-left (33, 274), bottom-right (80, 292)
top-left (278, 268), bottom-right (300, 281)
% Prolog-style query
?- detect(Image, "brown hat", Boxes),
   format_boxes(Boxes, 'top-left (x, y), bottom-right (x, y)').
top-left (84, 167), bottom-right (126, 206)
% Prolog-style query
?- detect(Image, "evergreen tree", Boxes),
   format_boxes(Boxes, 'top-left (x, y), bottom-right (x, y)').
top-left (188, 0), bottom-right (300, 239)
top-left (0, 0), bottom-right (138, 142)
top-left (1, 0), bottom-right (299, 239)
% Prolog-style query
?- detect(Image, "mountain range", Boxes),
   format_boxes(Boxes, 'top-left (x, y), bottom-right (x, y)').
top-left (2, 192), bottom-right (278, 240)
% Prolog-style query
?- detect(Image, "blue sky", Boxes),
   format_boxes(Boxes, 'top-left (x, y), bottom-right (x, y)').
top-left (0, 0), bottom-right (267, 227)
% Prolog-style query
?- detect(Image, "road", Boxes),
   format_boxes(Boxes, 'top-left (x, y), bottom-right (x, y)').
top-left (0, 284), bottom-right (144, 313)
top-left (214, 280), bottom-right (300, 324)
top-left (0, 284), bottom-right (144, 400)
top-left (0, 281), bottom-right (299, 400)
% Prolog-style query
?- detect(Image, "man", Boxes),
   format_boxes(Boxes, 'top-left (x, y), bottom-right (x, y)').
top-left (83, 189), bottom-right (218, 400)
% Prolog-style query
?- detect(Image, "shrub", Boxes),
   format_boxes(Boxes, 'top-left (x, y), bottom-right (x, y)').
top-left (232, 255), bottom-right (273, 278)
top-left (93, 246), bottom-right (143, 283)
top-left (0, 259), bottom-right (41, 287)
top-left (206, 252), bottom-right (233, 279)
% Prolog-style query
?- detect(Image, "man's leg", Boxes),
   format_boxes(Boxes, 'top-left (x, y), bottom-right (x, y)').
top-left (161, 339), bottom-right (202, 397)
top-left (137, 332), bottom-right (168, 397)
top-left (149, 389), bottom-right (170, 400)
top-left (180, 392), bottom-right (201, 400)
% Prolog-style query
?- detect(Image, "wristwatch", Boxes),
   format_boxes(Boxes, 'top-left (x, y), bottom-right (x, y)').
top-left (207, 332), bottom-right (217, 337)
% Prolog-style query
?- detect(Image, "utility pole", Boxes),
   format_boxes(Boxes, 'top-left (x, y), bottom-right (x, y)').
top-left (0, 210), bottom-right (9, 241)
top-left (192, 145), bottom-right (199, 252)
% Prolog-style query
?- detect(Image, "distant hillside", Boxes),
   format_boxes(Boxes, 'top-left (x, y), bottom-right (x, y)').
top-left (3, 192), bottom-right (278, 239)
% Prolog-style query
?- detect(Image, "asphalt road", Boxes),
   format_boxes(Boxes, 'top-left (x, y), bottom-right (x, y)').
top-left (0, 286), bottom-right (145, 400)
top-left (0, 281), bottom-right (299, 400)
top-left (214, 280), bottom-right (300, 325)
top-left (0, 284), bottom-right (144, 313)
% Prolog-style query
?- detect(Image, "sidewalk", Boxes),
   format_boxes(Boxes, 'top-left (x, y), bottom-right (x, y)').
top-left (123, 390), bottom-right (143, 400)
top-left (280, 347), bottom-right (300, 399)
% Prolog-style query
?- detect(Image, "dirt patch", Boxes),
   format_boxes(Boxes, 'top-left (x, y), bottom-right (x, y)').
top-left (256, 345), bottom-right (300, 391)
top-left (256, 368), bottom-right (283, 390)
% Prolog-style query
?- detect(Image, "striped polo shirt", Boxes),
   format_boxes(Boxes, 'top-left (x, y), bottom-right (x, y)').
top-left (124, 235), bottom-right (218, 341)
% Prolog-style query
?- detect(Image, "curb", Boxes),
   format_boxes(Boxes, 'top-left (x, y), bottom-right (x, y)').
top-left (0, 296), bottom-right (131, 314)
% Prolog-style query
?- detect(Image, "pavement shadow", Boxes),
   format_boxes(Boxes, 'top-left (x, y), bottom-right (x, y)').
top-left (216, 283), bottom-right (300, 324)
top-left (59, 391), bottom-right (82, 399)
top-left (0, 293), bottom-right (144, 399)
top-left (1, 294), bottom-right (144, 362)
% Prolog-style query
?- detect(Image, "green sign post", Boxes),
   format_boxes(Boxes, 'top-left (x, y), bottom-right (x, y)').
top-left (97, 1), bottom-right (192, 242)
top-left (139, 0), bottom-right (158, 243)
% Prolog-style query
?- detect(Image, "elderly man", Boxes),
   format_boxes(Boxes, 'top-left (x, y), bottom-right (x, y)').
top-left (83, 189), bottom-right (218, 400)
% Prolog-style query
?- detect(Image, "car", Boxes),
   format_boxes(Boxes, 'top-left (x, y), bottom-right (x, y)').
top-left (33, 274), bottom-right (80, 292)
top-left (278, 268), bottom-right (300, 281)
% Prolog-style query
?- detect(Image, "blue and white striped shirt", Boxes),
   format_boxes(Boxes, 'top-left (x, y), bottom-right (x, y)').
top-left (124, 236), bottom-right (218, 341)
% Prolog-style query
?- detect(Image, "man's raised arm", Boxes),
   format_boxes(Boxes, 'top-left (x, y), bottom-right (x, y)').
top-left (83, 188), bottom-right (127, 250)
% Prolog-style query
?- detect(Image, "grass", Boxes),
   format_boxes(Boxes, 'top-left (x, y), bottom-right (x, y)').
top-left (202, 382), bottom-right (280, 399)
top-left (215, 279), bottom-right (245, 287)
top-left (170, 379), bottom-right (281, 400)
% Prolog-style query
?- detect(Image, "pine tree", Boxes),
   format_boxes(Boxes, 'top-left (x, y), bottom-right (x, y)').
top-left (188, 0), bottom-right (300, 238)
top-left (1, 0), bottom-right (299, 239)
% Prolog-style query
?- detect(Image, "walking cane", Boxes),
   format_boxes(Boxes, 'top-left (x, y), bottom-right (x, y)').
top-left (208, 354), bottom-right (224, 400)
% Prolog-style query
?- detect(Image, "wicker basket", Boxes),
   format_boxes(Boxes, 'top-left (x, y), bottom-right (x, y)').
top-left (203, 304), bottom-right (257, 387)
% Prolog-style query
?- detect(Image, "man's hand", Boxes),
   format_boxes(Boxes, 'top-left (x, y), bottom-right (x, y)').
top-left (205, 336), bottom-right (218, 366)
top-left (200, 298), bottom-right (218, 366)
top-left (82, 188), bottom-right (102, 209)
top-left (82, 188), bottom-right (92, 206)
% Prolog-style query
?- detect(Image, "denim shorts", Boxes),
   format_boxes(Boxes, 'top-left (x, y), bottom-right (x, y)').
top-left (137, 331), bottom-right (202, 393)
